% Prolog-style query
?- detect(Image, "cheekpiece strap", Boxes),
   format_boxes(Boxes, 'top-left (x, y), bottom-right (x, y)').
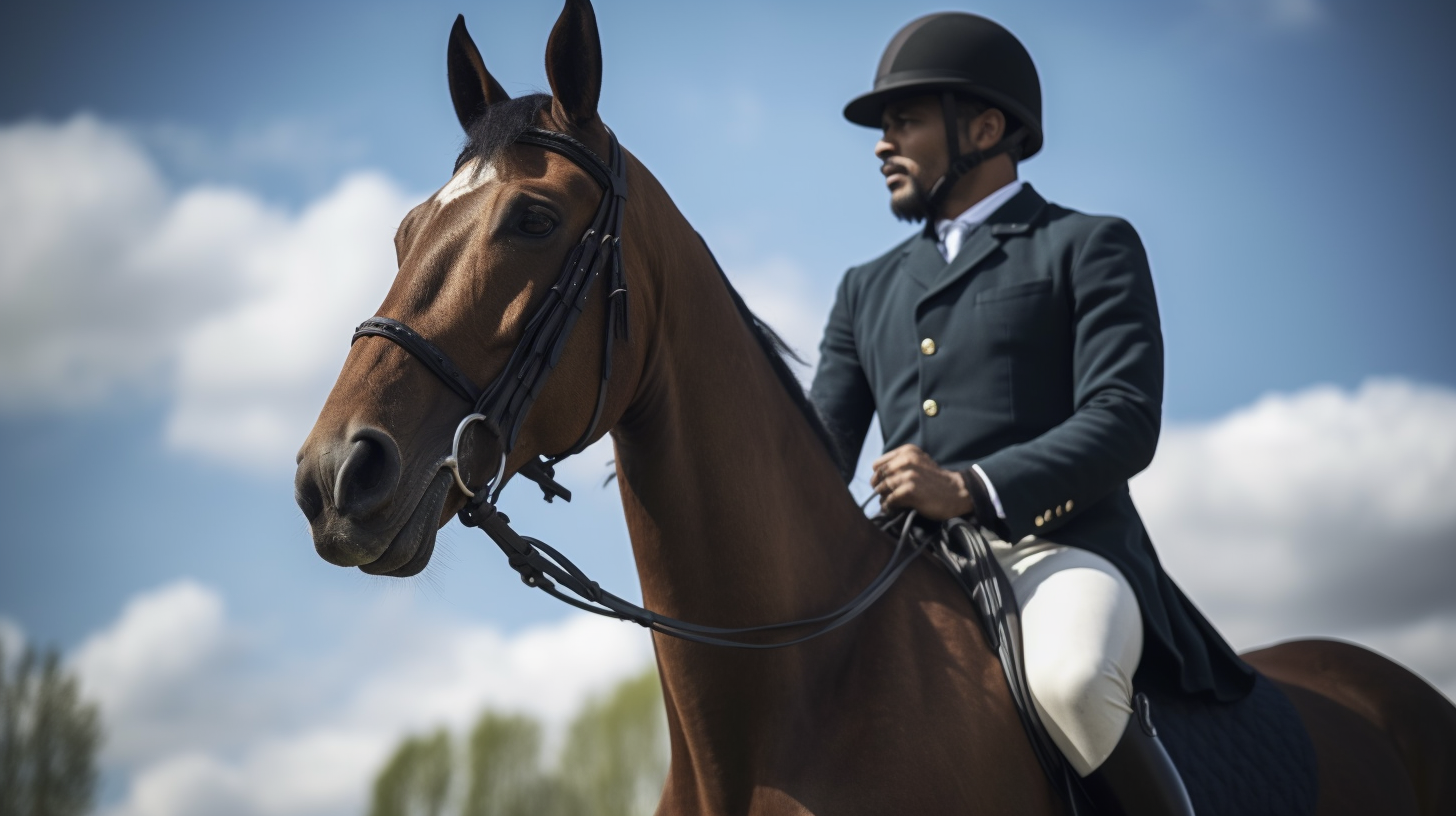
top-left (472, 126), bottom-right (628, 460)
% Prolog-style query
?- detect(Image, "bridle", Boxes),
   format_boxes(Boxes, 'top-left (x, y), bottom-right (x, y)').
top-left (352, 124), bottom-right (929, 648)
top-left (354, 126), bottom-right (628, 506)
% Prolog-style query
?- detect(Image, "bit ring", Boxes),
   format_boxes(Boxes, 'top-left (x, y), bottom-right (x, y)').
top-left (445, 413), bottom-right (507, 499)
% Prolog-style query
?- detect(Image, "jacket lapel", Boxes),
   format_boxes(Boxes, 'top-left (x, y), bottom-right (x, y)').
top-left (899, 232), bottom-right (945, 291)
top-left (918, 185), bottom-right (1048, 305)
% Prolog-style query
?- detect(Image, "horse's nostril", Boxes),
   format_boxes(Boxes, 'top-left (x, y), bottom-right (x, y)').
top-left (334, 429), bottom-right (402, 521)
top-left (351, 437), bottom-right (388, 491)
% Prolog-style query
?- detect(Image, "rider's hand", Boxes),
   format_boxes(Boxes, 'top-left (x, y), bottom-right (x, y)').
top-left (870, 444), bottom-right (975, 521)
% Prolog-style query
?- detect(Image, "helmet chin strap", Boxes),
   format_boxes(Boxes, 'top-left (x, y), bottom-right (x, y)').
top-left (921, 91), bottom-right (1027, 236)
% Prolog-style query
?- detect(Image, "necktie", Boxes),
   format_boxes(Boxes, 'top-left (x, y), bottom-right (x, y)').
top-left (939, 220), bottom-right (971, 262)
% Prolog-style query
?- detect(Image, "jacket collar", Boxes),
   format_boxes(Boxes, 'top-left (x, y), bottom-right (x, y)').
top-left (901, 184), bottom-right (1048, 300)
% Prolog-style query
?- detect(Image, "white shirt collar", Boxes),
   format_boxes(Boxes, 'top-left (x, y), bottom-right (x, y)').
top-left (934, 179), bottom-right (1026, 261)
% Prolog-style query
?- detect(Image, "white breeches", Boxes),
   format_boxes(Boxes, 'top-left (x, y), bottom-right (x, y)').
top-left (988, 535), bottom-right (1144, 777)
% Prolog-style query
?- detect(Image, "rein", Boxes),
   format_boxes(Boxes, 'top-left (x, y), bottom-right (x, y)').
top-left (352, 124), bottom-right (927, 648)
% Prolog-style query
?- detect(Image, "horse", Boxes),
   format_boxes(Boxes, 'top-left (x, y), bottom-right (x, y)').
top-left (293, 2), bottom-right (1456, 812)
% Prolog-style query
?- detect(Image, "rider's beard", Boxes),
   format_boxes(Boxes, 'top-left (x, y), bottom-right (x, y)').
top-left (889, 173), bottom-right (930, 223)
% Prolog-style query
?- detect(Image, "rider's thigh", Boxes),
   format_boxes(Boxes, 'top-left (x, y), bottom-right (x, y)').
top-left (1000, 542), bottom-right (1144, 776)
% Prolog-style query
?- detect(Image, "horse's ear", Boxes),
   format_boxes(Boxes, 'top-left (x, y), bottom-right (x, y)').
top-left (448, 14), bottom-right (510, 132)
top-left (544, 0), bottom-right (602, 128)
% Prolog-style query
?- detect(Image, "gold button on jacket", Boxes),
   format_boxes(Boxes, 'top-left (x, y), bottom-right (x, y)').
top-left (922, 399), bottom-right (939, 417)
top-left (920, 337), bottom-right (937, 355)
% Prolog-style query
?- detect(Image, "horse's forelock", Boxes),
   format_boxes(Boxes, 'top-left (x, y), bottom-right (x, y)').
top-left (453, 94), bottom-right (553, 172)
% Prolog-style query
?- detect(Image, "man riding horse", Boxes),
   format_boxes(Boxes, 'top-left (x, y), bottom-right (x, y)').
top-left (811, 13), bottom-right (1254, 815)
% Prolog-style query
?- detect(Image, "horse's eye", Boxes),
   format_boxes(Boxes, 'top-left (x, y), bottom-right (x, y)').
top-left (519, 206), bottom-right (556, 237)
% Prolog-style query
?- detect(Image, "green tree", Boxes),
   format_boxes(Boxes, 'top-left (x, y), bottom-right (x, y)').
top-left (559, 668), bottom-right (667, 816)
top-left (0, 642), bottom-right (102, 816)
top-left (462, 713), bottom-right (580, 816)
top-left (368, 729), bottom-right (453, 816)
top-left (368, 667), bottom-right (668, 816)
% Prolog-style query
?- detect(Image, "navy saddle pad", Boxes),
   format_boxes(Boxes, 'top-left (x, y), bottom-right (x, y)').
top-left (1140, 672), bottom-right (1318, 816)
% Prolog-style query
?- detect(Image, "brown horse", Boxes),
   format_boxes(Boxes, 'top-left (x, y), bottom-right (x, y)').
top-left (294, 2), bottom-right (1456, 812)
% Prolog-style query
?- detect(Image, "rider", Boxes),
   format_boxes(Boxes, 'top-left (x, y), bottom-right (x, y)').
top-left (811, 13), bottom-right (1254, 815)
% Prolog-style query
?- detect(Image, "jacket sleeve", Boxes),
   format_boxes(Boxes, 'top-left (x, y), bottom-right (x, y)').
top-left (974, 218), bottom-right (1163, 540)
top-left (810, 270), bottom-right (877, 482)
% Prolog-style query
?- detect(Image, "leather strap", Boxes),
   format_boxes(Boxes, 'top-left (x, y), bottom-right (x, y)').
top-left (934, 519), bottom-right (1093, 814)
top-left (458, 502), bottom-right (932, 648)
top-left (471, 127), bottom-right (627, 461)
top-left (352, 317), bottom-right (481, 405)
top-left (921, 91), bottom-right (1029, 233)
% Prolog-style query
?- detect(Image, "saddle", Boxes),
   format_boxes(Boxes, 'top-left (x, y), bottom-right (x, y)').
top-left (928, 519), bottom-right (1318, 816)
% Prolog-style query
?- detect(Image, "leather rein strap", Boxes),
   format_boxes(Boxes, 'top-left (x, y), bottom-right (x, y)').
top-left (350, 124), bottom-right (928, 648)
top-left (934, 520), bottom-right (1089, 812)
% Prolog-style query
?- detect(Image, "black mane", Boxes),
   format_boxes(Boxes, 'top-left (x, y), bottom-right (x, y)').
top-left (701, 239), bottom-right (850, 480)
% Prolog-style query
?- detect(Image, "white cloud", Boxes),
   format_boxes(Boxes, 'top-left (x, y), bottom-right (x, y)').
top-left (0, 116), bottom-right (181, 408)
top-left (63, 580), bottom-right (653, 816)
top-left (164, 172), bottom-right (409, 469)
top-left (71, 581), bottom-right (236, 767)
top-left (0, 115), bottom-right (416, 471)
top-left (1132, 379), bottom-right (1456, 696)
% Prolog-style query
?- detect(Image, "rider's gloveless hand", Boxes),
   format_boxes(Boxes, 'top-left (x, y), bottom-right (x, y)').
top-left (870, 444), bottom-right (976, 521)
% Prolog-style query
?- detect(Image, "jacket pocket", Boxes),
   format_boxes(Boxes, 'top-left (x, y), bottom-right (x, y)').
top-left (972, 278), bottom-right (1053, 304)
top-left (975, 277), bottom-right (1071, 426)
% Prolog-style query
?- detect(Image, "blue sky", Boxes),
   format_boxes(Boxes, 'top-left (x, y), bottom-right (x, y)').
top-left (1, 1), bottom-right (1453, 814)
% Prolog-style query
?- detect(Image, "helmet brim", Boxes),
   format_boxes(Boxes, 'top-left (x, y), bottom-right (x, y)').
top-left (843, 76), bottom-right (1043, 159)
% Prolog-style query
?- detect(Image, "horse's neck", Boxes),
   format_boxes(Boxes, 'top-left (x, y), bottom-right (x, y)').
top-left (611, 232), bottom-right (877, 630)
top-left (608, 204), bottom-right (896, 790)
top-left (601, 171), bottom-right (1050, 816)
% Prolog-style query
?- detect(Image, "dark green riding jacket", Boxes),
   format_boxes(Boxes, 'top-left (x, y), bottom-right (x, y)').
top-left (810, 184), bottom-right (1252, 701)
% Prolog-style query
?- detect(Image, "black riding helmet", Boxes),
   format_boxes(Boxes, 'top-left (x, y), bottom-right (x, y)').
top-left (845, 13), bottom-right (1042, 217)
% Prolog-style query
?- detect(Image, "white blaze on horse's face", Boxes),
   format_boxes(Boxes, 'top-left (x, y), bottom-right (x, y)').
top-left (433, 157), bottom-right (498, 207)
